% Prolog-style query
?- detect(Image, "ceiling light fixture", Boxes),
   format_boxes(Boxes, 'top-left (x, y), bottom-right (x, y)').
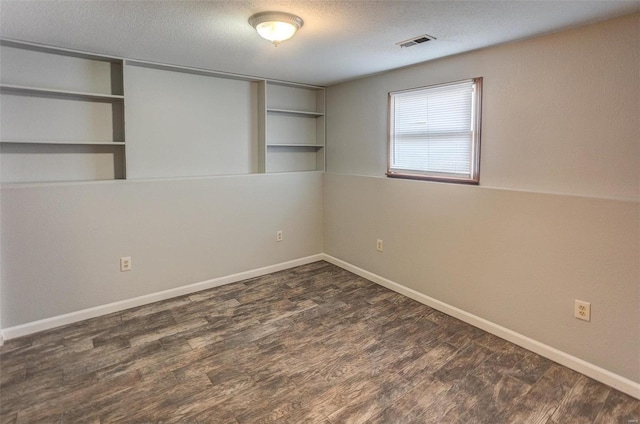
top-left (249, 11), bottom-right (303, 46)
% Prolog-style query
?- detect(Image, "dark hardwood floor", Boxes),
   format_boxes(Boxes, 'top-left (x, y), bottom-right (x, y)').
top-left (1, 261), bottom-right (638, 423)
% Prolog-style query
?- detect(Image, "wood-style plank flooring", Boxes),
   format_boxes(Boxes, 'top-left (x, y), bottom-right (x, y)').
top-left (1, 261), bottom-right (638, 423)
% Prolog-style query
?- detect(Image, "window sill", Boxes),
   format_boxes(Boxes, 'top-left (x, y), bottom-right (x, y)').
top-left (386, 172), bottom-right (479, 185)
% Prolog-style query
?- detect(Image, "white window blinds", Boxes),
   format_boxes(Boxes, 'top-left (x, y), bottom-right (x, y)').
top-left (388, 78), bottom-right (481, 183)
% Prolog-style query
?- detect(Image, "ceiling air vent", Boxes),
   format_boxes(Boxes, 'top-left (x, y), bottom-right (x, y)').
top-left (396, 34), bottom-right (436, 48)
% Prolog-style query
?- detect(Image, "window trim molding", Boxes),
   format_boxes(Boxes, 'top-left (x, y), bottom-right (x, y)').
top-left (386, 77), bottom-right (483, 185)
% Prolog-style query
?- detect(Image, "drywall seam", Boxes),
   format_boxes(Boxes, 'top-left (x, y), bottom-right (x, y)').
top-left (322, 254), bottom-right (640, 400)
top-left (1, 254), bottom-right (323, 340)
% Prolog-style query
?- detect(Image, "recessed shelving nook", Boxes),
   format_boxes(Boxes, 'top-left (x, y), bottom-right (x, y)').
top-left (0, 39), bottom-right (126, 183)
top-left (263, 82), bottom-right (325, 173)
top-left (0, 39), bottom-right (325, 184)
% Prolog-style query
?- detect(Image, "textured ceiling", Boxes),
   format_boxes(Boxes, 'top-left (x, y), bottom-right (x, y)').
top-left (1, 1), bottom-right (639, 86)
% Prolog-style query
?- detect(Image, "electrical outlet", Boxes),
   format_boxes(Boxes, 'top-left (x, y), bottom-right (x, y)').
top-left (276, 230), bottom-right (283, 242)
top-left (376, 239), bottom-right (383, 252)
top-left (120, 257), bottom-right (132, 272)
top-left (574, 300), bottom-right (591, 322)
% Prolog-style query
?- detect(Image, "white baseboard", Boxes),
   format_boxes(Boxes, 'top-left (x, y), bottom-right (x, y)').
top-left (1, 254), bottom-right (323, 341)
top-left (322, 254), bottom-right (640, 400)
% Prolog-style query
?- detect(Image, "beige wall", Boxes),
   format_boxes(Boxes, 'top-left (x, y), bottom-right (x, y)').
top-left (327, 13), bottom-right (639, 200)
top-left (1, 173), bottom-right (323, 327)
top-left (325, 14), bottom-right (640, 383)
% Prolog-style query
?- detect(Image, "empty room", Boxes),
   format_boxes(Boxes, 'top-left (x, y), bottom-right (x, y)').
top-left (0, 1), bottom-right (639, 422)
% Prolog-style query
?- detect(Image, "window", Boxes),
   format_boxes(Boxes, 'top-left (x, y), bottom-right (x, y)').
top-left (387, 78), bottom-right (482, 184)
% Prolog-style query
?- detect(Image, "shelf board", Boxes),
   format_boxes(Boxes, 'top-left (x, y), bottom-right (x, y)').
top-left (267, 108), bottom-right (324, 117)
top-left (125, 59), bottom-right (262, 83)
top-left (266, 80), bottom-right (324, 90)
top-left (1, 178), bottom-right (127, 188)
top-left (1, 39), bottom-right (123, 63)
top-left (267, 144), bottom-right (324, 149)
top-left (0, 140), bottom-right (125, 146)
top-left (0, 84), bottom-right (124, 100)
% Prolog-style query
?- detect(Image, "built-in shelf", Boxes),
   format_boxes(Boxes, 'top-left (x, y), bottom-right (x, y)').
top-left (1, 39), bottom-right (126, 183)
top-left (125, 59), bottom-right (262, 83)
top-left (1, 38), bottom-right (327, 183)
top-left (0, 84), bottom-right (124, 100)
top-left (0, 140), bottom-right (125, 145)
top-left (267, 108), bottom-right (324, 117)
top-left (263, 81), bottom-right (325, 173)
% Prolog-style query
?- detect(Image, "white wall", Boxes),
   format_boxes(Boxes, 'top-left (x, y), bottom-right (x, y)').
top-left (125, 64), bottom-right (260, 178)
top-left (0, 191), bottom-right (3, 343)
top-left (1, 172), bottom-right (322, 327)
top-left (324, 13), bottom-right (640, 384)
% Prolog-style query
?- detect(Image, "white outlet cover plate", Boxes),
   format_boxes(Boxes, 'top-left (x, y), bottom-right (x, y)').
top-left (574, 300), bottom-right (591, 322)
top-left (120, 256), bottom-right (132, 272)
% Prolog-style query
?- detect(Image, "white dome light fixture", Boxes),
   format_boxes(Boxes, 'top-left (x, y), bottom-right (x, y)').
top-left (249, 11), bottom-right (303, 46)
